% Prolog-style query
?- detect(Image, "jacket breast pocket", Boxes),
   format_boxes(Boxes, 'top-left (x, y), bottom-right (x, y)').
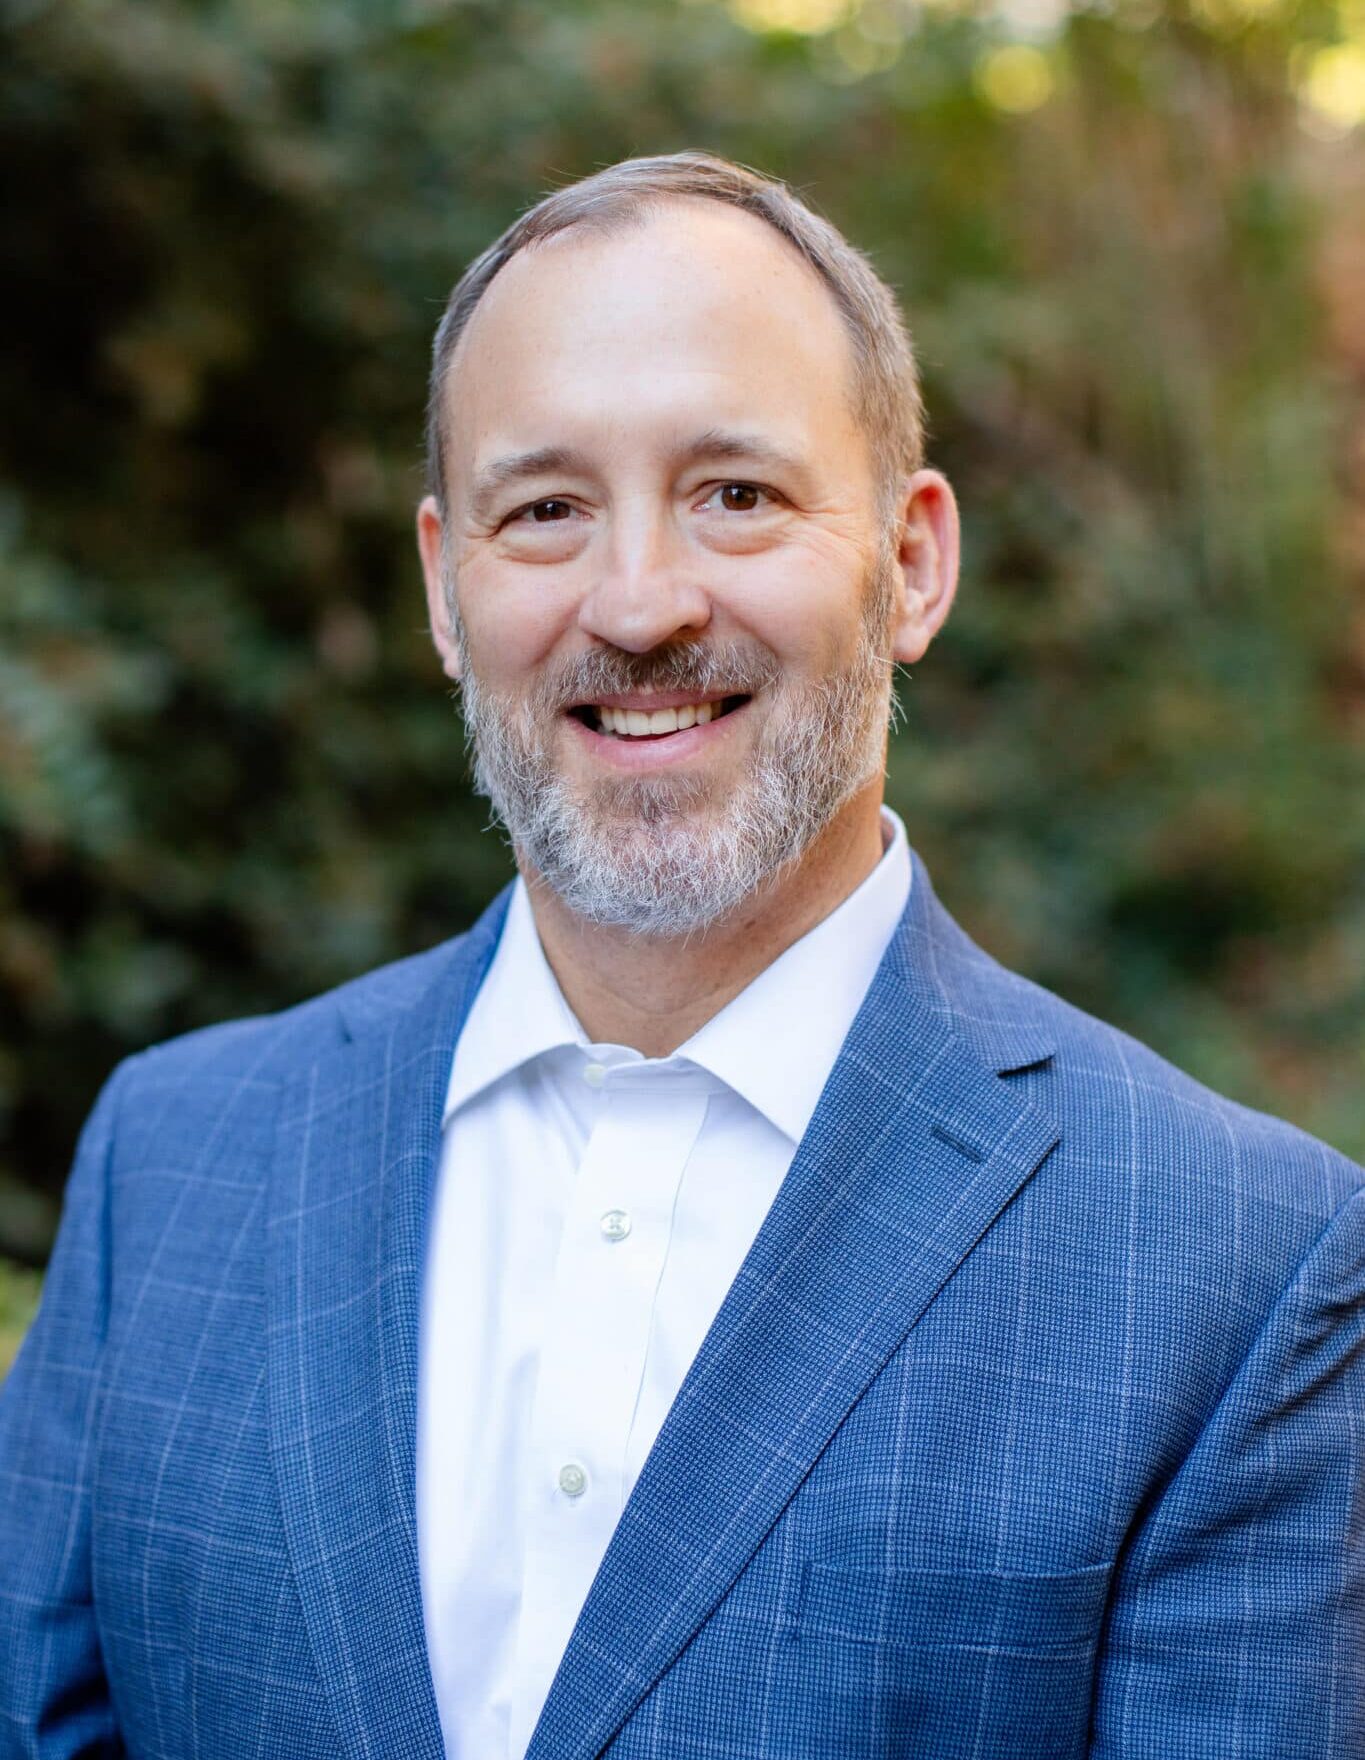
top-left (792, 1560), bottom-right (1111, 1759)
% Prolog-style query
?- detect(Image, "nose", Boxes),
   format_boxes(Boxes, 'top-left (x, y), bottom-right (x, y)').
top-left (576, 503), bottom-right (712, 654)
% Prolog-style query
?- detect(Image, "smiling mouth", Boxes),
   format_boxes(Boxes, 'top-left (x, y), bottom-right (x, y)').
top-left (568, 695), bottom-right (751, 739)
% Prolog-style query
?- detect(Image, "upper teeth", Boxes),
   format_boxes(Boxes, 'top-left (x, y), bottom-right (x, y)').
top-left (597, 702), bottom-right (719, 736)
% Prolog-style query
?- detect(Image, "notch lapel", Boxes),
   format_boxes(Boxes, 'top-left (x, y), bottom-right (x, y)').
top-left (527, 876), bottom-right (1062, 1760)
top-left (266, 894), bottom-right (509, 1760)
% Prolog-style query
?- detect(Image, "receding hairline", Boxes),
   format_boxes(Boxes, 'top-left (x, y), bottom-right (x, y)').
top-left (424, 152), bottom-right (926, 517)
top-left (439, 193), bottom-right (867, 456)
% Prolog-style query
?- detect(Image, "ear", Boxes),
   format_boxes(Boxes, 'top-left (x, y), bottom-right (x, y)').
top-left (416, 495), bottom-right (463, 682)
top-left (888, 469), bottom-right (961, 666)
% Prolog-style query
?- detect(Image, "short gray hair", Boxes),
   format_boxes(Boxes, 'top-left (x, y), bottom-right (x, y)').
top-left (424, 151), bottom-right (925, 522)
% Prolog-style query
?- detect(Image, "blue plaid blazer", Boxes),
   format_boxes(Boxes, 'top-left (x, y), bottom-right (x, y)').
top-left (3, 852), bottom-right (1363, 1758)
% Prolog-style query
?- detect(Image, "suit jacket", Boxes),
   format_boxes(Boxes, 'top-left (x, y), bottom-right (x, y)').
top-left (2, 853), bottom-right (1363, 1759)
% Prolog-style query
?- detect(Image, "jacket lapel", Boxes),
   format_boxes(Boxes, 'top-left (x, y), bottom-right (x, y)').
top-left (266, 892), bottom-right (510, 1760)
top-left (526, 862), bottom-right (1062, 1760)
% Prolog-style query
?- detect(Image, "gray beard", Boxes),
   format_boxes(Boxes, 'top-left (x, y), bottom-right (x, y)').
top-left (450, 563), bottom-right (897, 938)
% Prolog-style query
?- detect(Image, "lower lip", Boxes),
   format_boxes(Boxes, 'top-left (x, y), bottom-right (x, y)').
top-left (563, 702), bottom-right (750, 771)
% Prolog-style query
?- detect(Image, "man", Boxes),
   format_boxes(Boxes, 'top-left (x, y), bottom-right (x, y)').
top-left (1, 151), bottom-right (1361, 1759)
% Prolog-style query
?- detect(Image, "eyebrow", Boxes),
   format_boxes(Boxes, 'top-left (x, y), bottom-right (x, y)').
top-left (466, 428), bottom-right (814, 524)
top-left (468, 446), bottom-right (582, 524)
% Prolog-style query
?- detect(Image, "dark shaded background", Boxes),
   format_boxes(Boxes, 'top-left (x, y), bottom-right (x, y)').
top-left (3, 0), bottom-right (1363, 1359)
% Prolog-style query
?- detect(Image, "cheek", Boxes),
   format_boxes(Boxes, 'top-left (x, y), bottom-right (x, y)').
top-left (456, 565), bottom-right (580, 680)
top-left (718, 556), bottom-right (868, 672)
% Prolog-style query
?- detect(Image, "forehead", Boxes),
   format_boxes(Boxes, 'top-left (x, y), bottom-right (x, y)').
top-left (441, 198), bottom-right (866, 489)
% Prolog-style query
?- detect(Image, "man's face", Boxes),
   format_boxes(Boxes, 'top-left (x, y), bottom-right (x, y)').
top-left (421, 200), bottom-right (930, 935)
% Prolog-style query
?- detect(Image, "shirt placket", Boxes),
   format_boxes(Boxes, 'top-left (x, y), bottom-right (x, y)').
top-left (508, 1071), bottom-right (710, 1758)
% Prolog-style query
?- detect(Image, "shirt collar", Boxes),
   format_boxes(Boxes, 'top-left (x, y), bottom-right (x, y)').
top-left (676, 807), bottom-right (911, 1141)
top-left (444, 806), bottom-right (913, 1141)
top-left (442, 877), bottom-right (583, 1122)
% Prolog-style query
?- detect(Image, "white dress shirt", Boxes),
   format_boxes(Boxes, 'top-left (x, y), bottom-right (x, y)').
top-left (416, 807), bottom-right (912, 1759)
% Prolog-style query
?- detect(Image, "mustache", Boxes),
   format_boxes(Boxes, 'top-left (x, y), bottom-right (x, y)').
top-left (530, 640), bottom-right (781, 713)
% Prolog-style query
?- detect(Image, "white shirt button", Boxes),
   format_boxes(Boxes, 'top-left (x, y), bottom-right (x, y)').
top-left (599, 1208), bottom-right (632, 1243)
top-left (581, 1063), bottom-right (607, 1088)
top-left (557, 1461), bottom-right (588, 1498)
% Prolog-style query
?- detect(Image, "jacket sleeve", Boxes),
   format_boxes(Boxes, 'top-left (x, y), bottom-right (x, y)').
top-left (0, 1061), bottom-right (134, 1759)
top-left (1089, 1185), bottom-right (1365, 1756)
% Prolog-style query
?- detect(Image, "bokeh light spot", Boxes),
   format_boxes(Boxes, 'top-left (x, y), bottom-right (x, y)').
top-left (975, 42), bottom-right (1056, 111)
top-left (729, 0), bottom-right (855, 34)
top-left (1297, 41), bottom-right (1365, 131)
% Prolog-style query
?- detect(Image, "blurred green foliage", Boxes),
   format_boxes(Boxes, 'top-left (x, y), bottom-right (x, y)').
top-left (1, 0), bottom-right (1362, 1341)
top-left (0, 1258), bottom-right (42, 1377)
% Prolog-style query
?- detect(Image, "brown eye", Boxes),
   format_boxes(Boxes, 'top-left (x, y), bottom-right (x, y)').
top-left (528, 499), bottom-right (573, 522)
top-left (719, 483), bottom-right (761, 512)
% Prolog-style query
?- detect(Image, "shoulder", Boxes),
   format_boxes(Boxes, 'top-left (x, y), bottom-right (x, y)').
top-left (915, 883), bottom-right (1363, 1222)
top-left (111, 930), bottom-right (479, 1102)
top-left (914, 936), bottom-right (1365, 1404)
top-left (1023, 969), bottom-right (1359, 1215)
top-left (946, 953), bottom-right (1365, 1356)
top-left (70, 924), bottom-right (502, 1266)
top-left (905, 863), bottom-right (1362, 1305)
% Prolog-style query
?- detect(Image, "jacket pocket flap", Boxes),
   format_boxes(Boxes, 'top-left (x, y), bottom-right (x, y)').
top-left (798, 1559), bottom-right (1111, 1654)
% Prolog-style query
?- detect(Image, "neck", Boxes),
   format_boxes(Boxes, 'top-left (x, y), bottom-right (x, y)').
top-left (521, 782), bottom-right (888, 1058)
